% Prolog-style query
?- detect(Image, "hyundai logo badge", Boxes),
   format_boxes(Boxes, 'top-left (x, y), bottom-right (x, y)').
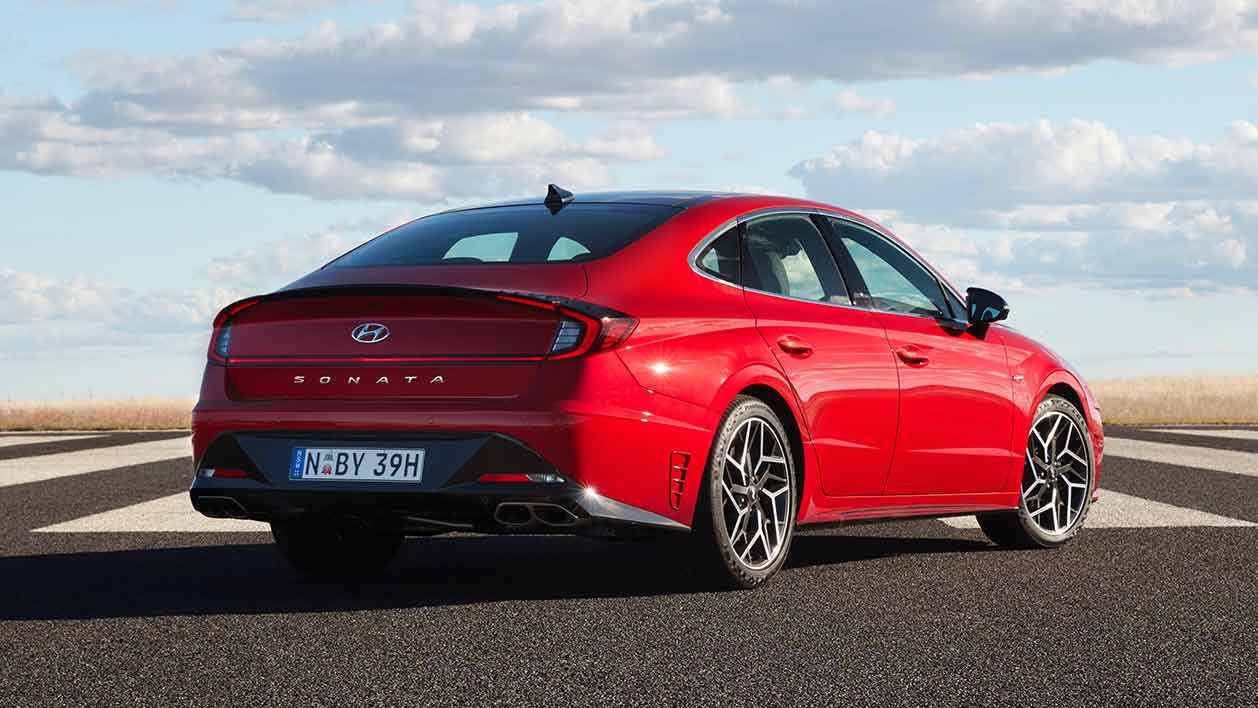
top-left (351, 322), bottom-right (391, 344)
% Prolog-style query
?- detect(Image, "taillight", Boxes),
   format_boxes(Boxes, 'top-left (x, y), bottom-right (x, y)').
top-left (595, 316), bottom-right (637, 350)
top-left (208, 298), bottom-right (260, 363)
top-left (498, 294), bottom-right (637, 360)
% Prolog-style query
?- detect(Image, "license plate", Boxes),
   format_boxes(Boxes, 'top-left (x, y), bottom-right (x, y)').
top-left (289, 447), bottom-right (424, 482)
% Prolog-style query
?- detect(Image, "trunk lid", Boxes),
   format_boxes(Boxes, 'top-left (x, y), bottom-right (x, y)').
top-left (222, 286), bottom-right (562, 401)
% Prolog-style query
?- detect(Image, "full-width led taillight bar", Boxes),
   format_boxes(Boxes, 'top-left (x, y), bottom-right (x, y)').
top-left (496, 294), bottom-right (637, 359)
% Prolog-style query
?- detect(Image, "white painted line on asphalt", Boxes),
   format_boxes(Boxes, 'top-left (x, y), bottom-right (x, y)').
top-left (1145, 428), bottom-right (1258, 442)
top-left (1104, 436), bottom-right (1258, 478)
top-left (35, 492), bottom-right (267, 533)
top-left (941, 489), bottom-right (1256, 529)
top-left (0, 435), bottom-right (101, 448)
top-left (0, 437), bottom-right (191, 489)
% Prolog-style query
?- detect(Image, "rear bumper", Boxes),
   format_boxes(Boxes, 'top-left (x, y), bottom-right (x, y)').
top-left (190, 422), bottom-right (700, 534)
top-left (191, 483), bottom-right (686, 534)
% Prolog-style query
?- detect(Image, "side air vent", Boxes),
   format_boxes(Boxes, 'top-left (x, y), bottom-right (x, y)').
top-left (668, 451), bottom-right (691, 510)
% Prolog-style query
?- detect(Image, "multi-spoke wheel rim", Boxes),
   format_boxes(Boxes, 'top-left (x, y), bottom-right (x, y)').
top-left (720, 417), bottom-right (793, 570)
top-left (1023, 410), bottom-right (1091, 535)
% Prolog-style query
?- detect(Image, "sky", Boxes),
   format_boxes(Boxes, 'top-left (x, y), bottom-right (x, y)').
top-left (1, 0), bottom-right (1257, 400)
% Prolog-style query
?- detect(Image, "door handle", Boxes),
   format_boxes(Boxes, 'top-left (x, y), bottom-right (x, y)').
top-left (776, 336), bottom-right (814, 357)
top-left (895, 346), bottom-right (930, 366)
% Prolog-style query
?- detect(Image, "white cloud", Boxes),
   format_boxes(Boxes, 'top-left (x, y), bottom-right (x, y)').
top-left (228, 0), bottom-right (377, 23)
top-left (1216, 238), bottom-right (1248, 268)
top-left (0, 268), bottom-right (235, 332)
top-left (4, 1), bottom-right (1256, 203)
top-left (833, 90), bottom-right (895, 118)
top-left (44, 1), bottom-right (1258, 136)
top-left (0, 98), bottom-right (623, 201)
top-left (792, 120), bottom-right (1258, 221)
top-left (205, 217), bottom-right (404, 291)
top-left (851, 203), bottom-right (1258, 296)
top-left (73, 0), bottom-right (1258, 123)
top-left (798, 120), bottom-right (1258, 295)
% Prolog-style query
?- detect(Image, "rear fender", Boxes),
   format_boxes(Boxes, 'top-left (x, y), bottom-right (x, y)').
top-left (702, 365), bottom-right (822, 525)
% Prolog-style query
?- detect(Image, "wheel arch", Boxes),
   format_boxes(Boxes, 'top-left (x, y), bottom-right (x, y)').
top-left (702, 364), bottom-right (819, 525)
top-left (1034, 370), bottom-right (1095, 431)
top-left (736, 383), bottom-right (807, 498)
top-left (1009, 369), bottom-right (1103, 493)
top-left (1045, 381), bottom-right (1085, 415)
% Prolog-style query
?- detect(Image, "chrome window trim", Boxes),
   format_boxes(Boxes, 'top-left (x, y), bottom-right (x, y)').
top-left (685, 207), bottom-right (971, 323)
top-left (689, 217), bottom-right (744, 290)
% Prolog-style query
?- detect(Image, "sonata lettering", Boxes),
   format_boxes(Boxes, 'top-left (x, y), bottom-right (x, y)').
top-left (292, 374), bottom-right (447, 386)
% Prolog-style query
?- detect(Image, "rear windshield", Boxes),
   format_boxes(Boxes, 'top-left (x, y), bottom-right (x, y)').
top-left (331, 204), bottom-right (680, 267)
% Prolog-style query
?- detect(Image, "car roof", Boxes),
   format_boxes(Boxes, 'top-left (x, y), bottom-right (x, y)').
top-left (439, 190), bottom-right (754, 214)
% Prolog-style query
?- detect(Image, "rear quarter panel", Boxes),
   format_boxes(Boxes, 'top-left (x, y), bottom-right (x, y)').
top-left (584, 202), bottom-right (824, 524)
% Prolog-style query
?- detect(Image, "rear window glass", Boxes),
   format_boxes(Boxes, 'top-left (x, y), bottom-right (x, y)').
top-left (332, 204), bottom-right (679, 267)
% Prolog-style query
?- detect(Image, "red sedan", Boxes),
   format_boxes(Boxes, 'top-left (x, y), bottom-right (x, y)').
top-left (191, 186), bottom-right (1104, 588)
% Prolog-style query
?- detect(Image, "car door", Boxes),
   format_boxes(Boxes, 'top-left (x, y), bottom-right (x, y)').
top-left (823, 217), bottom-right (1015, 496)
top-left (737, 213), bottom-right (900, 497)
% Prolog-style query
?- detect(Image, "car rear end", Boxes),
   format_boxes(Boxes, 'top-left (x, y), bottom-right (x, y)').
top-left (189, 199), bottom-right (711, 539)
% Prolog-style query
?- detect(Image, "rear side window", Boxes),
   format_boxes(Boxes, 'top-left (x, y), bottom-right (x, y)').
top-left (333, 204), bottom-right (679, 267)
top-left (741, 215), bottom-right (849, 304)
top-left (697, 228), bottom-right (740, 284)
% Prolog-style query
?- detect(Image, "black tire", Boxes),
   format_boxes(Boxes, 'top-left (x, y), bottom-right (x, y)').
top-left (977, 394), bottom-right (1094, 549)
top-left (271, 520), bottom-right (404, 576)
top-left (689, 396), bottom-right (798, 590)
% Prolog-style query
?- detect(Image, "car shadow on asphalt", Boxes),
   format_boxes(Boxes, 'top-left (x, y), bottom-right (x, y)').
top-left (0, 531), bottom-right (995, 620)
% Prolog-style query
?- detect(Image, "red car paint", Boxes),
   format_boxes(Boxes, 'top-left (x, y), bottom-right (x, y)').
top-left (192, 193), bottom-right (1102, 529)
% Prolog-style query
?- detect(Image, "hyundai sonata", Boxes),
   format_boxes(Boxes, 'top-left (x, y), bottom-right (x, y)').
top-left (190, 186), bottom-right (1104, 588)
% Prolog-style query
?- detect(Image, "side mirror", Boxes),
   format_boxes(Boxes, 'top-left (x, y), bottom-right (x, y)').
top-left (965, 287), bottom-right (1009, 325)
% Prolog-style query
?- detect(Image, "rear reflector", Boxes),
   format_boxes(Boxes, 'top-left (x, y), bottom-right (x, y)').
top-left (478, 473), bottom-right (531, 483)
top-left (478, 472), bottom-right (567, 484)
top-left (198, 468), bottom-right (248, 479)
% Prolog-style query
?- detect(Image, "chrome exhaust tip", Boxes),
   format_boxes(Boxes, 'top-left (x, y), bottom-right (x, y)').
top-left (529, 503), bottom-right (581, 527)
top-left (493, 502), bottom-right (535, 527)
top-left (198, 496), bottom-right (249, 519)
top-left (493, 502), bottom-right (582, 528)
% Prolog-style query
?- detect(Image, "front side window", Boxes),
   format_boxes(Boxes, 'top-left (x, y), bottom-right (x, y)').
top-left (332, 204), bottom-right (679, 267)
top-left (741, 215), bottom-right (849, 304)
top-left (828, 219), bottom-right (949, 318)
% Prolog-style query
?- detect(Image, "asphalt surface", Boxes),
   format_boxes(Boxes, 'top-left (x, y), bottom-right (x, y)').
top-left (2, 427), bottom-right (1257, 707)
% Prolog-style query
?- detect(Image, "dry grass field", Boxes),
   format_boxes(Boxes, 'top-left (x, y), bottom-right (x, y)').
top-left (1090, 374), bottom-right (1258, 425)
top-left (0, 397), bottom-right (194, 431)
top-left (1, 374), bottom-right (1255, 430)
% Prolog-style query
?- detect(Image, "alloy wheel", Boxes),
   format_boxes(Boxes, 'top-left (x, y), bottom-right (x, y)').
top-left (720, 416), bottom-right (793, 570)
top-left (1022, 410), bottom-right (1091, 535)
